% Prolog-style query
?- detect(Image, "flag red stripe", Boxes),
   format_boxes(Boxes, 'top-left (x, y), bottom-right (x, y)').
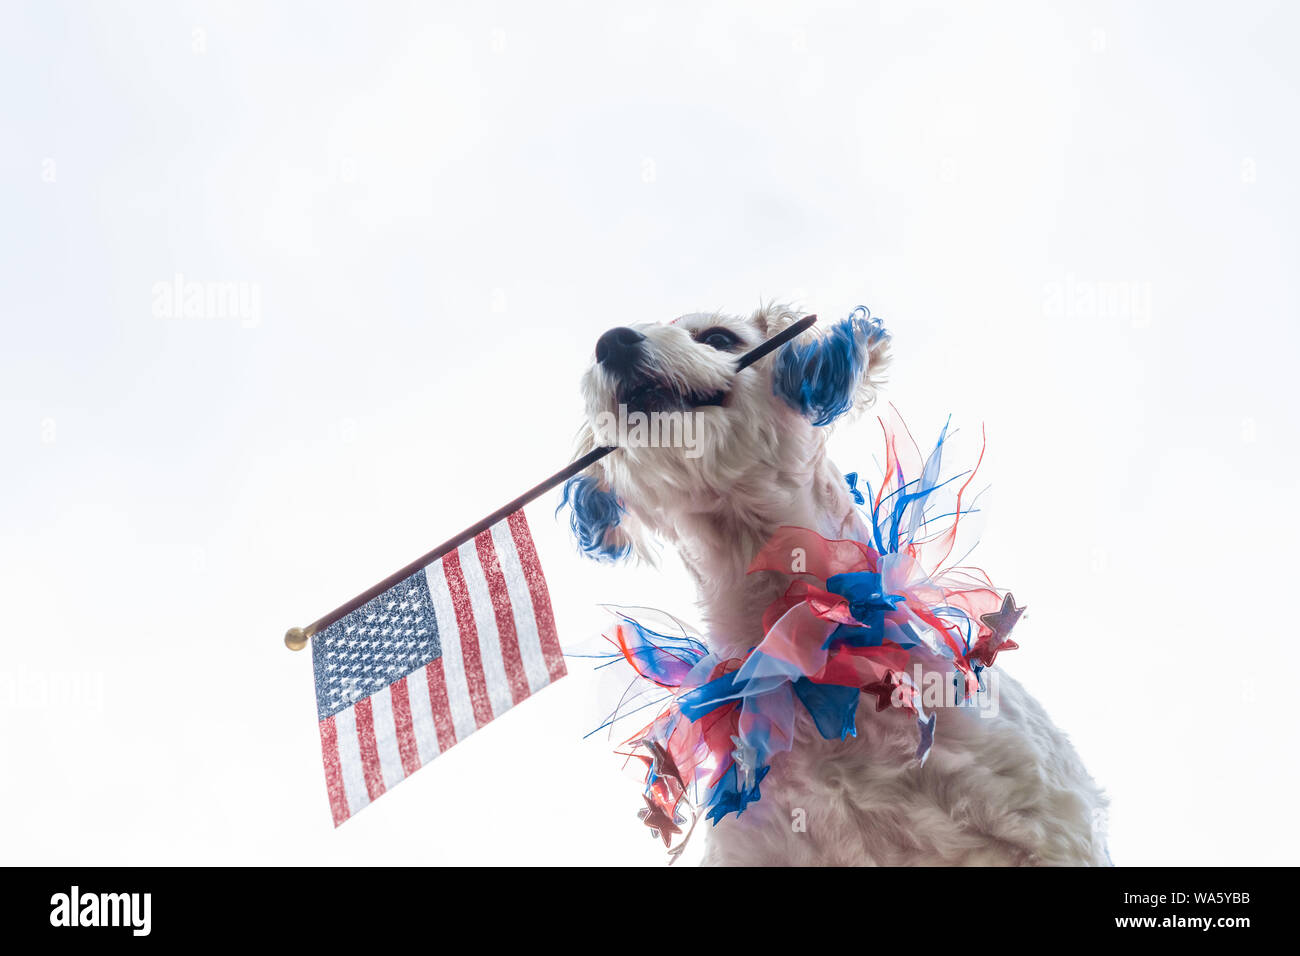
top-left (508, 510), bottom-right (567, 682)
top-left (475, 529), bottom-right (531, 705)
top-left (388, 678), bottom-right (421, 777)
top-left (425, 656), bottom-right (458, 751)
top-left (353, 696), bottom-right (387, 801)
top-left (440, 550), bottom-right (495, 728)
top-left (319, 716), bottom-right (351, 827)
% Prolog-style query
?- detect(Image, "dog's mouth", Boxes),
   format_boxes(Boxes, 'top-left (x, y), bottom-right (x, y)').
top-left (618, 378), bottom-right (727, 413)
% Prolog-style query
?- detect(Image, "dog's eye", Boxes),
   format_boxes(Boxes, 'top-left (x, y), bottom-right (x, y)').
top-left (697, 327), bottom-right (740, 351)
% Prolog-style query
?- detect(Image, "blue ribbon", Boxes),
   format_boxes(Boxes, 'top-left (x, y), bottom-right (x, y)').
top-left (844, 471), bottom-right (866, 505)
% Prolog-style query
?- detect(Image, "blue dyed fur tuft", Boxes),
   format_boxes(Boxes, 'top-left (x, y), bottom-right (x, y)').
top-left (772, 307), bottom-right (887, 426)
top-left (557, 474), bottom-right (630, 561)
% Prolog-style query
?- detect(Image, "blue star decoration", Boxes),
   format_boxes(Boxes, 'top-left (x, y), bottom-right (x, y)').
top-left (705, 764), bottom-right (770, 824)
top-left (844, 472), bottom-right (866, 505)
top-left (826, 572), bottom-right (906, 647)
top-left (971, 592), bottom-right (1025, 668)
top-left (915, 712), bottom-right (937, 765)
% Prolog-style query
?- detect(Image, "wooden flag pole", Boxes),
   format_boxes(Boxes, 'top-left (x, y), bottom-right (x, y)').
top-left (283, 314), bottom-right (818, 651)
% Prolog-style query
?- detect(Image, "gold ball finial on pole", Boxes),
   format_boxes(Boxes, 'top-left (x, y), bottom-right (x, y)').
top-left (284, 627), bottom-right (311, 651)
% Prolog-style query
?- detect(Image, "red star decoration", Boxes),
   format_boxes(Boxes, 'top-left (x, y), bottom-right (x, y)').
top-left (640, 740), bottom-right (686, 804)
top-left (863, 670), bottom-right (904, 712)
top-left (970, 593), bottom-right (1024, 667)
top-left (646, 740), bottom-right (685, 787)
top-left (637, 794), bottom-right (683, 847)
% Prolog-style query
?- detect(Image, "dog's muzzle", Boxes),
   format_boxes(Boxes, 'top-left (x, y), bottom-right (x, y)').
top-left (595, 325), bottom-right (726, 413)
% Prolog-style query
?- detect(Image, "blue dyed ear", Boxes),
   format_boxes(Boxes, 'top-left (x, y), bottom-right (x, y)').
top-left (557, 474), bottom-right (631, 561)
top-left (772, 308), bottom-right (887, 426)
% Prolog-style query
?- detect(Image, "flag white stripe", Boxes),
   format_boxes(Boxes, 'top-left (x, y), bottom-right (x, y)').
top-left (368, 684), bottom-right (406, 791)
top-left (489, 520), bottom-right (550, 695)
top-left (406, 663), bottom-right (440, 764)
top-left (425, 559), bottom-right (478, 742)
top-left (455, 538), bottom-right (515, 716)
top-left (333, 705), bottom-right (370, 815)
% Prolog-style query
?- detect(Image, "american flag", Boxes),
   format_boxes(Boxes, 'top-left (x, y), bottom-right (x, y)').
top-left (310, 510), bottom-right (566, 825)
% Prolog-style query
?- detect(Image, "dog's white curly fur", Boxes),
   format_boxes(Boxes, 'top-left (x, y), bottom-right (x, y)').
top-left (576, 305), bottom-right (1109, 866)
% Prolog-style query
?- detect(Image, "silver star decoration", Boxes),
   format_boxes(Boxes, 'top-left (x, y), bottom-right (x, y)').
top-left (979, 592), bottom-right (1025, 640)
top-left (730, 734), bottom-right (759, 791)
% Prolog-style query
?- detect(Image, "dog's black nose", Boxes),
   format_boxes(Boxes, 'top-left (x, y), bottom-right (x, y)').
top-left (595, 326), bottom-right (646, 372)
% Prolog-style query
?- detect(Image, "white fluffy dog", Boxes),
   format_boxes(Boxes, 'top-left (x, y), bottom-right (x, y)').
top-left (568, 304), bottom-right (1109, 866)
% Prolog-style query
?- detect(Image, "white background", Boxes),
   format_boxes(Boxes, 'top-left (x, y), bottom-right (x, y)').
top-left (2, 0), bottom-right (1297, 865)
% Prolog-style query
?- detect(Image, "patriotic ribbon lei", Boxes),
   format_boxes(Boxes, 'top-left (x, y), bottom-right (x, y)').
top-left (582, 414), bottom-right (1026, 858)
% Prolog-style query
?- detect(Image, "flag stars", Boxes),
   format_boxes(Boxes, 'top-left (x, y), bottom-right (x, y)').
top-left (311, 570), bottom-right (448, 720)
top-left (310, 567), bottom-right (449, 717)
